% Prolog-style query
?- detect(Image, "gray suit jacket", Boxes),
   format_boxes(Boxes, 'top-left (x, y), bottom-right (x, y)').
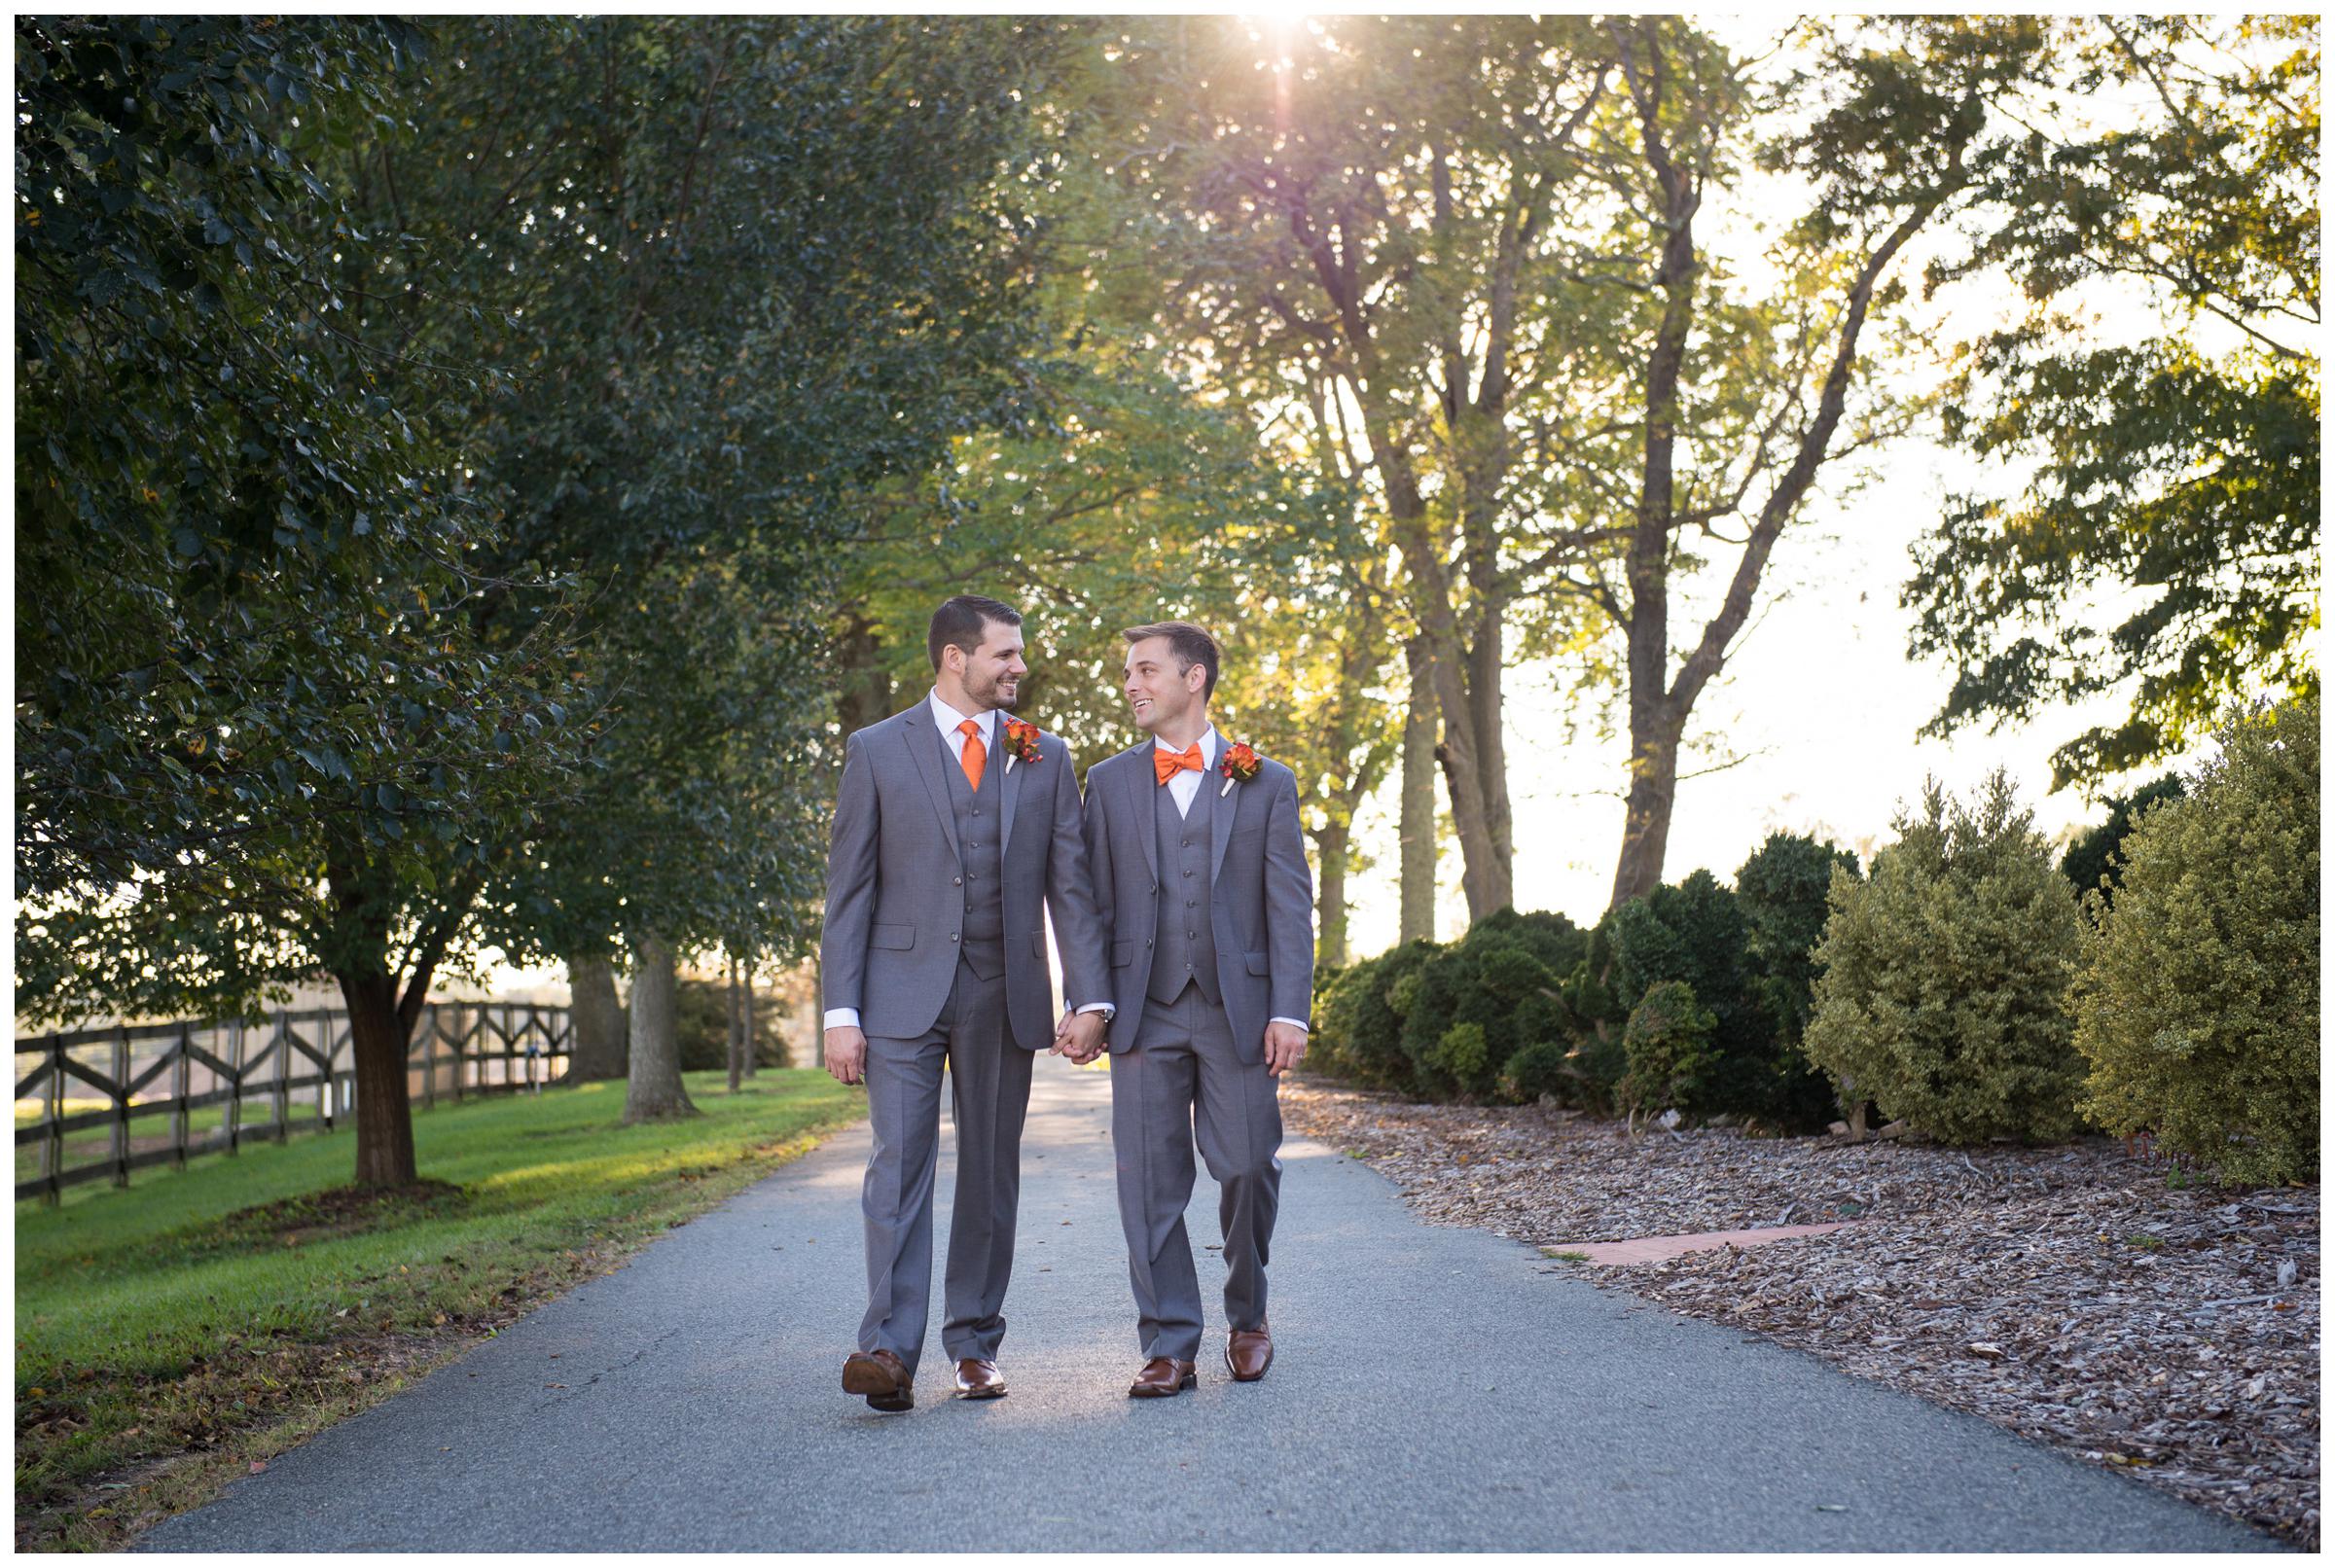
top-left (820, 702), bottom-right (1108, 1051)
top-left (1081, 739), bottom-right (1314, 1064)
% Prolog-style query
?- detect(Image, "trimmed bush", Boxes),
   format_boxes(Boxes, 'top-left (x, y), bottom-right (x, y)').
top-left (1606, 870), bottom-right (1833, 1131)
top-left (1311, 939), bottom-right (1440, 1093)
top-left (1396, 909), bottom-right (1582, 1102)
top-left (1617, 980), bottom-right (1716, 1121)
top-left (1736, 832), bottom-right (1861, 1050)
top-left (1805, 769), bottom-right (2087, 1143)
top-left (2071, 695), bottom-right (2319, 1185)
top-left (2061, 771), bottom-right (2186, 907)
top-left (1496, 1038), bottom-right (1575, 1104)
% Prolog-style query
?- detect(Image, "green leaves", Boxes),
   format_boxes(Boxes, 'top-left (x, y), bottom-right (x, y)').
top-left (1907, 17), bottom-right (2320, 791)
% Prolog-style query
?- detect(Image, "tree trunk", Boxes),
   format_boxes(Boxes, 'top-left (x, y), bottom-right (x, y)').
top-left (339, 971), bottom-right (418, 1188)
top-left (726, 954), bottom-right (744, 1093)
top-left (623, 931), bottom-right (697, 1123)
top-left (1312, 819), bottom-right (1349, 970)
top-left (566, 951), bottom-right (629, 1081)
top-left (1399, 636), bottom-right (1439, 944)
top-left (1466, 607), bottom-right (1514, 898)
top-left (835, 613), bottom-right (893, 734)
top-left (740, 964), bottom-right (758, 1078)
top-left (1610, 701), bottom-right (1683, 909)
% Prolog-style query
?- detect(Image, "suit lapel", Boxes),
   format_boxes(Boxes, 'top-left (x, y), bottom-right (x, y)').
top-left (1124, 747), bottom-right (1160, 883)
top-left (997, 717), bottom-right (1024, 861)
top-left (1209, 766), bottom-right (1239, 883)
top-left (895, 706), bottom-right (961, 864)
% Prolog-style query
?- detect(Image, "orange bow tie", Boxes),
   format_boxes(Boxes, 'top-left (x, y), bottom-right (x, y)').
top-left (1153, 742), bottom-right (1204, 786)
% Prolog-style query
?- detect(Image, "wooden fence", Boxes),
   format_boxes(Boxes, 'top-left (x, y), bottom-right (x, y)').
top-left (13, 1001), bottom-right (571, 1203)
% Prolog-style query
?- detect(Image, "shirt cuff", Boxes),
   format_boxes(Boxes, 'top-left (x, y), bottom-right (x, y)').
top-left (1076, 1002), bottom-right (1115, 1017)
top-left (1269, 1016), bottom-right (1309, 1032)
top-left (822, 1008), bottom-right (861, 1030)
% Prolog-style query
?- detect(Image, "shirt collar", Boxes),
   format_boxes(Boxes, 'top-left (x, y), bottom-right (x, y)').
top-left (1154, 725), bottom-right (1218, 767)
top-left (928, 689), bottom-right (995, 742)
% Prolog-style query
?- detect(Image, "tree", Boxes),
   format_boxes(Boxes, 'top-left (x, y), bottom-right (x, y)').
top-left (1908, 17), bottom-right (2319, 791)
top-left (328, 18), bottom-right (1068, 1125)
top-left (15, 16), bottom-right (585, 1188)
top-left (1577, 18), bottom-right (2032, 906)
top-left (1090, 15), bottom-right (1624, 921)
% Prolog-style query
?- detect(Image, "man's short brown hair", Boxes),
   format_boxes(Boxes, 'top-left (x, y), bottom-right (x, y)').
top-left (1122, 620), bottom-right (1220, 701)
top-left (928, 593), bottom-right (1022, 670)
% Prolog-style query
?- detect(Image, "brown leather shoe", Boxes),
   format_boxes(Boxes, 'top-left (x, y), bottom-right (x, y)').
top-left (1128, 1356), bottom-right (1198, 1399)
top-left (953, 1358), bottom-right (1008, 1399)
top-left (842, 1348), bottom-right (914, 1413)
top-left (1226, 1323), bottom-right (1274, 1382)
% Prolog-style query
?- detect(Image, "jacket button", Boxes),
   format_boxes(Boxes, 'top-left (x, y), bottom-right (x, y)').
top-left (1145, 938), bottom-right (1153, 947)
top-left (951, 933), bottom-right (960, 943)
top-left (953, 876), bottom-right (963, 886)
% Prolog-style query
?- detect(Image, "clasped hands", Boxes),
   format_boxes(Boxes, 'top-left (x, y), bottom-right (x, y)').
top-left (1051, 1009), bottom-right (1108, 1064)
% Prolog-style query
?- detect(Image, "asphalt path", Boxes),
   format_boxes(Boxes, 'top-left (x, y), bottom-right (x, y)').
top-left (140, 1058), bottom-right (2280, 1551)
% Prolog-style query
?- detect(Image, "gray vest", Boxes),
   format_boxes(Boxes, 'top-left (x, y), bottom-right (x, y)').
top-left (937, 719), bottom-right (1007, 980)
top-left (1147, 767), bottom-right (1221, 1005)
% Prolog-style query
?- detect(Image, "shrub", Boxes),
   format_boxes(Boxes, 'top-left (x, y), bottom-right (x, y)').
top-left (1617, 980), bottom-right (1717, 1120)
top-left (1496, 1038), bottom-right (1574, 1104)
top-left (1805, 769), bottom-right (2087, 1143)
top-left (1607, 870), bottom-right (1833, 1131)
top-left (1311, 940), bottom-right (1440, 1094)
top-left (1550, 922), bottom-right (1630, 1108)
top-left (2071, 695), bottom-right (2319, 1185)
top-left (2061, 771), bottom-right (2186, 907)
top-left (1736, 832), bottom-right (1861, 1050)
top-left (1395, 909), bottom-right (1581, 1102)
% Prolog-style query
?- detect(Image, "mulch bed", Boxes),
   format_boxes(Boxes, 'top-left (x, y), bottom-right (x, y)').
top-left (1282, 1077), bottom-right (2320, 1550)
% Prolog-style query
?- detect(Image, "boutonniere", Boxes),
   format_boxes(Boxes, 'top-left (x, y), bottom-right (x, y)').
top-left (1002, 717), bottom-right (1044, 772)
top-left (1218, 739), bottom-right (1261, 797)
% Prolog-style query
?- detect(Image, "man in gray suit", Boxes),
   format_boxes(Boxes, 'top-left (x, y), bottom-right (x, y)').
top-left (1064, 620), bottom-right (1312, 1397)
top-left (821, 594), bottom-right (1111, 1412)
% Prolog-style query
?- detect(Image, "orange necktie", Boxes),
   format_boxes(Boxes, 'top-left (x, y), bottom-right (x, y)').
top-left (1154, 741), bottom-right (1204, 786)
top-left (957, 719), bottom-right (987, 791)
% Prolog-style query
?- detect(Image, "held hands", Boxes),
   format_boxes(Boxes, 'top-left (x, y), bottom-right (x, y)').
top-left (1263, 1020), bottom-right (1309, 1078)
top-left (1052, 1009), bottom-right (1108, 1065)
top-left (824, 1025), bottom-right (869, 1087)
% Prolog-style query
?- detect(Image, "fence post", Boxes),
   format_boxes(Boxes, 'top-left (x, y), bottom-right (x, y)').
top-left (272, 1015), bottom-right (294, 1141)
top-left (452, 1006), bottom-right (466, 1104)
top-left (225, 1017), bottom-right (243, 1157)
top-left (171, 1022), bottom-right (191, 1170)
top-left (43, 1035), bottom-right (63, 1205)
top-left (110, 1025), bottom-right (130, 1188)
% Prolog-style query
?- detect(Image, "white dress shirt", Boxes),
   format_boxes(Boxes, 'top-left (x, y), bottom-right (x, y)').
top-left (1155, 727), bottom-right (1307, 1035)
top-left (825, 692), bottom-right (1109, 1033)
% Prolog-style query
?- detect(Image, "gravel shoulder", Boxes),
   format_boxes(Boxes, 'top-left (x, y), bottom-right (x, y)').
top-left (1281, 1076), bottom-right (2321, 1549)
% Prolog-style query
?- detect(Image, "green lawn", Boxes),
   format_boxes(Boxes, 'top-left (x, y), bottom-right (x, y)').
top-left (15, 1069), bottom-right (861, 1550)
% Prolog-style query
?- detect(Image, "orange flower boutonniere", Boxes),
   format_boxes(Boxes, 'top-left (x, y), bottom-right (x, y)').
top-left (1218, 739), bottom-right (1261, 797)
top-left (1002, 717), bottom-right (1044, 771)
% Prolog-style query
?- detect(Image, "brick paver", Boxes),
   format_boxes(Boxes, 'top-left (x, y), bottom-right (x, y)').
top-left (1551, 1221), bottom-right (1857, 1265)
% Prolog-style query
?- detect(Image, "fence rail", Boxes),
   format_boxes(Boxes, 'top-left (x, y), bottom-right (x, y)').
top-left (13, 1002), bottom-right (571, 1203)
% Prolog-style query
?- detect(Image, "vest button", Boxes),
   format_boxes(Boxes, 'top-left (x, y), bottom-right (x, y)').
top-left (953, 876), bottom-right (963, 886)
top-left (951, 933), bottom-right (960, 943)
